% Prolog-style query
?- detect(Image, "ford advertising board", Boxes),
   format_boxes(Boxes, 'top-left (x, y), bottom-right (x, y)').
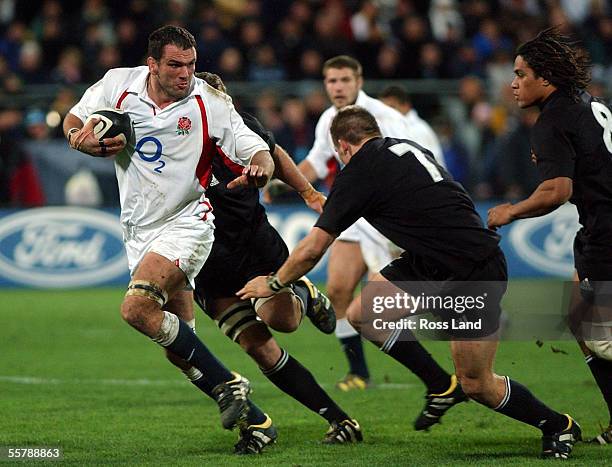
top-left (0, 203), bottom-right (580, 288)
top-left (0, 207), bottom-right (128, 287)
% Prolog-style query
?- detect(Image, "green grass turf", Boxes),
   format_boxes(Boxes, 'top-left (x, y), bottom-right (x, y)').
top-left (0, 281), bottom-right (610, 466)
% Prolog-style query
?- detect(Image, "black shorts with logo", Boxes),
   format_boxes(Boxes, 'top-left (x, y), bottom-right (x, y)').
top-left (380, 247), bottom-right (508, 338)
top-left (195, 217), bottom-right (289, 311)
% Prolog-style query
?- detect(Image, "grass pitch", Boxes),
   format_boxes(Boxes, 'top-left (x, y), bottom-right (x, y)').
top-left (0, 282), bottom-right (610, 466)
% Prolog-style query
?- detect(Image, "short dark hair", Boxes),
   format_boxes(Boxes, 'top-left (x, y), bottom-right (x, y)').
top-left (330, 105), bottom-right (381, 146)
top-left (322, 55), bottom-right (362, 77)
top-left (379, 85), bottom-right (411, 105)
top-left (148, 25), bottom-right (196, 61)
top-left (516, 27), bottom-right (591, 101)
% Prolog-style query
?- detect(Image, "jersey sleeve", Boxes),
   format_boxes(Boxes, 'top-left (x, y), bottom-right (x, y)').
top-left (209, 94), bottom-right (270, 167)
top-left (315, 163), bottom-right (376, 235)
top-left (305, 111), bottom-right (335, 179)
top-left (532, 116), bottom-right (575, 181)
top-left (68, 73), bottom-right (112, 123)
top-left (239, 111), bottom-right (276, 153)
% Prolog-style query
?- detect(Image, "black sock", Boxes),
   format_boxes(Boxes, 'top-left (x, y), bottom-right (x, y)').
top-left (293, 283), bottom-right (311, 314)
top-left (165, 320), bottom-right (233, 386)
top-left (339, 335), bottom-right (369, 379)
top-left (586, 354), bottom-right (612, 424)
top-left (189, 372), bottom-right (266, 426)
top-left (380, 329), bottom-right (450, 393)
top-left (263, 349), bottom-right (350, 424)
top-left (495, 377), bottom-right (567, 435)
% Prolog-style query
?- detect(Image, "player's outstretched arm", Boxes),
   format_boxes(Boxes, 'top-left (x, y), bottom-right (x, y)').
top-left (227, 150), bottom-right (274, 189)
top-left (63, 112), bottom-right (126, 157)
top-left (237, 227), bottom-right (335, 299)
top-left (488, 176), bottom-right (572, 229)
top-left (271, 145), bottom-right (326, 213)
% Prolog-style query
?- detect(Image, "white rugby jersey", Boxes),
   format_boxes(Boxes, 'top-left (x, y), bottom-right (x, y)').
top-left (404, 109), bottom-right (446, 169)
top-left (305, 90), bottom-right (445, 178)
top-left (70, 66), bottom-right (269, 228)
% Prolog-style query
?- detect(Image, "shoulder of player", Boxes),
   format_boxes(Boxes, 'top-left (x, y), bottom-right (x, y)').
top-left (360, 93), bottom-right (405, 119)
top-left (102, 66), bottom-right (148, 86)
top-left (316, 105), bottom-right (337, 126)
top-left (193, 77), bottom-right (233, 104)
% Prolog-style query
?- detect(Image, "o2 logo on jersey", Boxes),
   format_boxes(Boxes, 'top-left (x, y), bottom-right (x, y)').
top-left (135, 136), bottom-right (165, 173)
top-left (508, 204), bottom-right (579, 276)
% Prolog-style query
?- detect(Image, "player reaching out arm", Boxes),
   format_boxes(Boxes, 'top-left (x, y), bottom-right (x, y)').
top-left (488, 27), bottom-right (612, 445)
top-left (240, 105), bottom-right (582, 460)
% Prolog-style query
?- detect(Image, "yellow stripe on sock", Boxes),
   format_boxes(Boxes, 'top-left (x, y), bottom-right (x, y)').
top-left (431, 374), bottom-right (457, 397)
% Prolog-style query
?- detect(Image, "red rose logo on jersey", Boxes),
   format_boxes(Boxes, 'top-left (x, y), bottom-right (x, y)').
top-left (176, 117), bottom-right (192, 135)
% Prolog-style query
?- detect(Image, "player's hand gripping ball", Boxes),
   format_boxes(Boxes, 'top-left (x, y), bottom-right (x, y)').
top-left (71, 108), bottom-right (133, 158)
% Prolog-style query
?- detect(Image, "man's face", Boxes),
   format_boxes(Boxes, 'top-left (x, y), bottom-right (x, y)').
top-left (324, 67), bottom-right (362, 109)
top-left (149, 44), bottom-right (196, 100)
top-left (511, 55), bottom-right (550, 108)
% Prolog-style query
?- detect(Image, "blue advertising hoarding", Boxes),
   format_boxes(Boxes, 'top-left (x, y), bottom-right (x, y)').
top-left (0, 203), bottom-right (579, 288)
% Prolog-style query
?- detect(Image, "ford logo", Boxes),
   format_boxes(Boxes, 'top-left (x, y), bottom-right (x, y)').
top-left (508, 204), bottom-right (579, 276)
top-left (0, 207), bottom-right (127, 287)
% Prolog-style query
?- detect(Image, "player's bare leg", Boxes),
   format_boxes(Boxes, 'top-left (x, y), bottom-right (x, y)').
top-left (570, 271), bottom-right (612, 444)
top-left (120, 252), bottom-right (250, 430)
top-left (450, 331), bottom-right (580, 458)
top-left (205, 296), bottom-right (362, 444)
top-left (327, 240), bottom-right (370, 389)
top-left (347, 273), bottom-right (464, 429)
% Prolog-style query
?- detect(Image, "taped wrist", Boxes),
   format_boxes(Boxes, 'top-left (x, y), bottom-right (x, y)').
top-left (266, 273), bottom-right (286, 292)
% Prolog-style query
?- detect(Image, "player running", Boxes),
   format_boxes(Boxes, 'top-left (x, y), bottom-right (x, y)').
top-left (164, 72), bottom-right (362, 452)
top-left (488, 27), bottom-right (612, 447)
top-left (241, 105), bottom-right (582, 460)
top-left (64, 25), bottom-right (274, 452)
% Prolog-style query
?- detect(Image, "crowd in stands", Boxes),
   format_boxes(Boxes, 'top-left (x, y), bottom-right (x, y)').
top-left (0, 0), bottom-right (610, 207)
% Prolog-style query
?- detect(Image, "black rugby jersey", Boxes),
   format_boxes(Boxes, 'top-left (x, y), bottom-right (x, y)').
top-left (207, 112), bottom-right (275, 250)
top-left (315, 137), bottom-right (500, 275)
top-left (532, 90), bottom-right (612, 246)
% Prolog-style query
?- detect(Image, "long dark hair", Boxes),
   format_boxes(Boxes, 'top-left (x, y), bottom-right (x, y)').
top-left (516, 27), bottom-right (591, 101)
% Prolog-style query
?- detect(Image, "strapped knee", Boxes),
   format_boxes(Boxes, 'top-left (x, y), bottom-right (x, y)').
top-left (216, 300), bottom-right (261, 342)
top-left (126, 279), bottom-right (168, 307)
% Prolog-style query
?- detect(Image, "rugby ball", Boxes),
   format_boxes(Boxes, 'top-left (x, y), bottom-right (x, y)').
top-left (85, 108), bottom-right (133, 144)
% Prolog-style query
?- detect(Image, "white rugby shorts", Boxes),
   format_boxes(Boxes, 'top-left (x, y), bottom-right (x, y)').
top-left (123, 215), bottom-right (214, 289)
top-left (337, 217), bottom-right (402, 273)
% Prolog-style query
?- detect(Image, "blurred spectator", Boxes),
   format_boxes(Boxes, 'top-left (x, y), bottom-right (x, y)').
top-left (196, 21), bottom-right (230, 74)
top-left (51, 47), bottom-right (83, 84)
top-left (396, 14), bottom-right (430, 78)
top-left (217, 47), bottom-right (245, 81)
top-left (443, 75), bottom-right (492, 181)
top-left (471, 18), bottom-right (513, 64)
top-left (419, 42), bottom-right (445, 79)
top-left (375, 43), bottom-right (402, 79)
top-left (91, 44), bottom-right (121, 81)
top-left (298, 48), bottom-right (323, 80)
top-left (275, 96), bottom-right (314, 163)
top-left (0, 20), bottom-right (26, 71)
top-left (18, 40), bottom-right (47, 84)
top-left (478, 106), bottom-right (541, 200)
top-left (116, 17), bottom-right (147, 67)
top-left (248, 44), bottom-right (286, 81)
top-left (276, 17), bottom-right (306, 80)
top-left (0, 109), bottom-right (44, 207)
top-left (23, 108), bottom-right (50, 140)
top-left (308, 4), bottom-right (352, 60)
top-left (351, 1), bottom-right (384, 76)
top-left (429, 0), bottom-right (464, 43)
